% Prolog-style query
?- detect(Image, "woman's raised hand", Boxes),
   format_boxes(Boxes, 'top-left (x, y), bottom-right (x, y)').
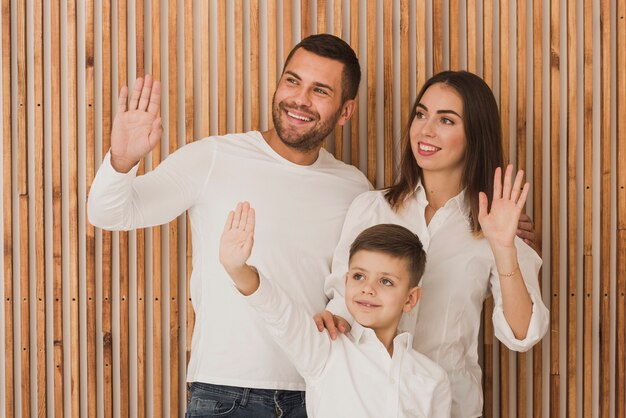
top-left (478, 165), bottom-right (530, 249)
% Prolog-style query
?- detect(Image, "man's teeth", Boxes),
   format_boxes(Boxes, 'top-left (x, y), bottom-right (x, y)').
top-left (287, 111), bottom-right (312, 122)
top-left (419, 143), bottom-right (439, 152)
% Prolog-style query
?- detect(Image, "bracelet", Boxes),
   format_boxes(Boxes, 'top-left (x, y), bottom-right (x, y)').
top-left (498, 265), bottom-right (520, 277)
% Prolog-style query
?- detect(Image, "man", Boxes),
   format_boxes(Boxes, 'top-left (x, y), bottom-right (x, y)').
top-left (88, 34), bottom-right (371, 417)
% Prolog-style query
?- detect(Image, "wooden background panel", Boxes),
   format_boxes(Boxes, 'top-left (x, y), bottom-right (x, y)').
top-left (0, 1), bottom-right (625, 417)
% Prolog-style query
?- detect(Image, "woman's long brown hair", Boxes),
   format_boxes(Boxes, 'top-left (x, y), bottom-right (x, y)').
top-left (384, 71), bottom-right (504, 233)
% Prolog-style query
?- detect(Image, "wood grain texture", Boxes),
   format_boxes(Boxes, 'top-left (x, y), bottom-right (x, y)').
top-left (400, 0), bottom-right (409, 136)
top-left (549, 0), bottom-right (561, 416)
top-left (366, 0), bottom-right (376, 185)
top-left (201, 0), bottom-right (210, 136)
top-left (333, 0), bottom-right (343, 161)
top-left (483, 298), bottom-right (495, 418)
top-left (301, 0), bottom-right (310, 39)
top-left (432, 0), bottom-right (443, 73)
top-left (383, 0), bottom-right (392, 186)
top-left (235, 1), bottom-right (243, 132)
top-left (532, 0), bottom-right (544, 416)
top-left (218, 0), bottom-right (226, 134)
top-left (449, 0), bottom-right (459, 70)
top-left (250, 0), bottom-right (259, 131)
top-left (483, 0), bottom-right (493, 87)
top-left (267, 0), bottom-right (276, 128)
top-left (349, 0), bottom-right (359, 167)
top-left (467, 0), bottom-right (477, 73)
top-left (51, 0), bottom-right (65, 415)
top-left (2, 0), bottom-right (14, 415)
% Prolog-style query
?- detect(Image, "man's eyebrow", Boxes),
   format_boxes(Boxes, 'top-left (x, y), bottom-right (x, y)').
top-left (284, 70), bottom-right (334, 93)
top-left (416, 103), bottom-right (461, 118)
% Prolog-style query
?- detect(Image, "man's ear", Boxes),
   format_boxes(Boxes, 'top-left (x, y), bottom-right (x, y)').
top-left (336, 99), bottom-right (356, 126)
top-left (403, 286), bottom-right (422, 313)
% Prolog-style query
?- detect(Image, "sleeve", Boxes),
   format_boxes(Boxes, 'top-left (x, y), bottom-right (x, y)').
top-left (87, 140), bottom-right (215, 230)
top-left (490, 237), bottom-right (550, 351)
top-left (429, 373), bottom-right (452, 418)
top-left (245, 274), bottom-right (331, 380)
top-left (324, 192), bottom-right (379, 322)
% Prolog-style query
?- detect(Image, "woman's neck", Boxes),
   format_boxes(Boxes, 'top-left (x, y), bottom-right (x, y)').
top-left (421, 171), bottom-right (463, 210)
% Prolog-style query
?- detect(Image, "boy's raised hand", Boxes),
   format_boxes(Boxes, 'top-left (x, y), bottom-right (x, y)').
top-left (219, 202), bottom-right (256, 272)
top-left (110, 75), bottom-right (163, 173)
top-left (478, 165), bottom-right (530, 249)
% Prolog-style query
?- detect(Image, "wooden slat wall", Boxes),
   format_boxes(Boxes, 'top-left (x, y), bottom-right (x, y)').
top-left (1, 1), bottom-right (625, 417)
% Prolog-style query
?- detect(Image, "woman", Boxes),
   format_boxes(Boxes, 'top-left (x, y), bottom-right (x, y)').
top-left (321, 71), bottom-right (549, 417)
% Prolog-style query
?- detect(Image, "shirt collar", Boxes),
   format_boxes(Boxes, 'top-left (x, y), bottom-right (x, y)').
top-left (350, 322), bottom-right (413, 351)
top-left (414, 179), bottom-right (469, 216)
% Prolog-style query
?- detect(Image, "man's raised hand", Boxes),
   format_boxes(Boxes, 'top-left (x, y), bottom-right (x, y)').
top-left (110, 75), bottom-right (163, 173)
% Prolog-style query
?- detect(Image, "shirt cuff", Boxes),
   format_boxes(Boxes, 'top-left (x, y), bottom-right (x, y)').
top-left (492, 291), bottom-right (549, 352)
top-left (103, 151), bottom-right (140, 177)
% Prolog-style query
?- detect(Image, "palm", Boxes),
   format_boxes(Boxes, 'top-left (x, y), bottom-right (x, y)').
top-left (110, 75), bottom-right (162, 172)
top-left (219, 203), bottom-right (256, 271)
top-left (478, 165), bottom-right (530, 248)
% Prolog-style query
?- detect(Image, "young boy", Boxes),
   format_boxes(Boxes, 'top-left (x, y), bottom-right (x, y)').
top-left (219, 202), bottom-right (451, 418)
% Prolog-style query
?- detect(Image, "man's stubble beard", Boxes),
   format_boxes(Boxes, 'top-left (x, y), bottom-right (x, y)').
top-left (271, 98), bottom-right (343, 152)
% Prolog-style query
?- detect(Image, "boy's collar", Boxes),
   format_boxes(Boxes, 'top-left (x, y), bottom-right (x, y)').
top-left (350, 322), bottom-right (413, 350)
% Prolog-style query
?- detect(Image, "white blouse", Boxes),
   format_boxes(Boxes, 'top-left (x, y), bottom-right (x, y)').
top-left (325, 185), bottom-right (549, 418)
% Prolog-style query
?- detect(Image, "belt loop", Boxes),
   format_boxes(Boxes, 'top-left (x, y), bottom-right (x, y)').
top-left (240, 387), bottom-right (250, 407)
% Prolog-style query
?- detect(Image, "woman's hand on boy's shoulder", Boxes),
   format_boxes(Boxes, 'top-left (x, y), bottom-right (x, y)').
top-left (313, 311), bottom-right (351, 340)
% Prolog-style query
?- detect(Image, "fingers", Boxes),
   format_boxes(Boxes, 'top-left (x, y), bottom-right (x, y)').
top-left (117, 86), bottom-right (128, 114)
top-left (138, 74), bottom-right (153, 111)
top-left (246, 206), bottom-right (255, 235)
top-left (501, 164), bottom-right (513, 199)
top-left (477, 191), bottom-right (488, 220)
top-left (147, 80), bottom-right (162, 116)
top-left (510, 169), bottom-right (525, 202)
top-left (313, 311), bottom-right (339, 340)
top-left (492, 166), bottom-right (502, 200)
top-left (517, 182), bottom-right (530, 208)
top-left (128, 77), bottom-right (144, 110)
top-left (233, 202), bottom-right (243, 229)
top-left (147, 117), bottom-right (163, 149)
top-left (334, 316), bottom-right (351, 333)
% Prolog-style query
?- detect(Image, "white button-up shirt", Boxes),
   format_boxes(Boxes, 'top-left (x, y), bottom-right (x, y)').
top-left (325, 186), bottom-right (549, 417)
top-left (247, 275), bottom-right (452, 418)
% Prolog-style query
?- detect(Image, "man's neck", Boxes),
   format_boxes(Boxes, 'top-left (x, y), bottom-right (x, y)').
top-left (261, 129), bottom-right (321, 166)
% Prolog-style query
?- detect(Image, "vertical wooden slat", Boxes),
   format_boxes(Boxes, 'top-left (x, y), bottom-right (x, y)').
top-left (184, 0), bottom-right (195, 373)
top-left (200, 0), bottom-right (210, 136)
top-left (383, 0), bottom-right (392, 186)
top-left (34, 0), bottom-right (46, 414)
top-left (400, 0), bottom-right (409, 132)
top-left (250, 0), bottom-right (259, 132)
top-left (467, 0), bottom-right (477, 73)
top-left (16, 0), bottom-right (30, 416)
top-left (532, 0), bottom-right (544, 416)
top-left (235, 1), bottom-right (243, 132)
top-left (366, 0), bottom-right (376, 185)
top-left (598, 1), bottom-right (611, 415)
top-left (498, 2), bottom-right (511, 416)
top-left (582, 0), bottom-right (593, 417)
top-left (85, 0), bottom-right (97, 416)
top-left (168, 0), bottom-right (179, 415)
top-left (333, 0), bottom-right (343, 161)
top-left (2, 0), bottom-right (13, 416)
top-left (566, 1), bottom-right (577, 416)
top-left (267, 0), bottom-right (276, 128)
top-left (51, 0), bottom-right (65, 415)
top-left (516, 2), bottom-right (528, 416)
top-left (349, 0), bottom-right (358, 167)
top-left (283, 0), bottom-right (292, 61)
top-left (616, 0), bottom-right (626, 416)
top-left (416, 0), bottom-right (426, 91)
top-left (102, 0), bottom-right (114, 415)
top-left (135, 1), bottom-right (146, 416)
top-left (217, 0), bottom-right (226, 135)
top-left (151, 0), bottom-right (163, 414)
top-left (483, 299), bottom-right (495, 418)
top-left (117, 1), bottom-right (131, 416)
top-left (483, 0), bottom-right (493, 86)
top-left (301, 0), bottom-right (310, 39)
top-left (317, 0), bottom-right (326, 34)
top-left (549, 0), bottom-right (561, 416)
top-left (432, 0), bottom-right (443, 73)
top-left (449, 0), bottom-right (459, 70)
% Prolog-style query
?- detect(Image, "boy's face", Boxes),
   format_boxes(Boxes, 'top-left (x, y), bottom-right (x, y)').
top-left (344, 250), bottom-right (421, 334)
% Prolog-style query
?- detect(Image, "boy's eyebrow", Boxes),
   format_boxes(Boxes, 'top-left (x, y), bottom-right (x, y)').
top-left (350, 266), bottom-right (400, 279)
top-left (416, 102), bottom-right (462, 118)
top-left (284, 70), bottom-right (334, 93)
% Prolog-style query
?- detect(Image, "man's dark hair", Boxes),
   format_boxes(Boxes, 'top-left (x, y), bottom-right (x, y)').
top-left (349, 224), bottom-right (426, 288)
top-left (283, 34), bottom-right (361, 102)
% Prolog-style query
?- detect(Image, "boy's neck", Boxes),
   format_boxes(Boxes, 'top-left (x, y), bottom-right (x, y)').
top-left (371, 324), bottom-right (400, 357)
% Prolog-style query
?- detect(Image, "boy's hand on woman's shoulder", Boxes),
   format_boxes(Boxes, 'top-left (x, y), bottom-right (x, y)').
top-left (313, 311), bottom-right (350, 340)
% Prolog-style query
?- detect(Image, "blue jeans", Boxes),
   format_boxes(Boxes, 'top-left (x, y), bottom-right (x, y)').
top-left (185, 382), bottom-right (307, 417)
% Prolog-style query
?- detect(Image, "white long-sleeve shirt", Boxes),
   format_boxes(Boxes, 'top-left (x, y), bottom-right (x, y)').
top-left (246, 275), bottom-right (451, 418)
top-left (88, 131), bottom-right (371, 390)
top-left (325, 186), bottom-right (549, 417)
